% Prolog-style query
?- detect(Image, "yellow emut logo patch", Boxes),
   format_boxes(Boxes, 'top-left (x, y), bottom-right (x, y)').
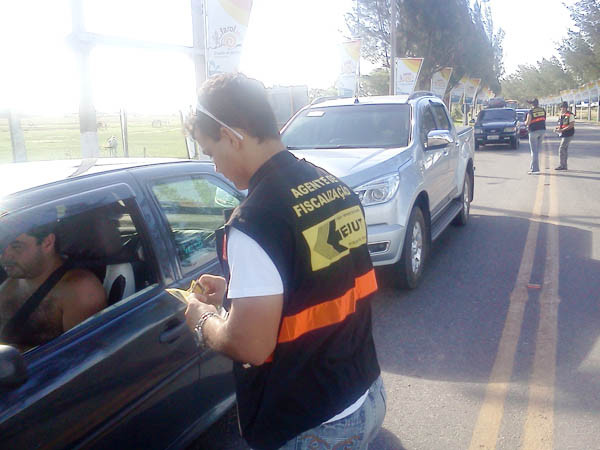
top-left (302, 205), bottom-right (367, 271)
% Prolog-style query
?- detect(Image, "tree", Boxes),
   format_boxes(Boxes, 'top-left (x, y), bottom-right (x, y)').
top-left (559, 0), bottom-right (600, 82)
top-left (501, 58), bottom-right (577, 103)
top-left (345, 0), bottom-right (503, 93)
top-left (360, 68), bottom-right (390, 95)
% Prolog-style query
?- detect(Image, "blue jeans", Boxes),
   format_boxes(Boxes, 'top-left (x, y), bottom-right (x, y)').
top-left (529, 129), bottom-right (545, 172)
top-left (278, 376), bottom-right (386, 450)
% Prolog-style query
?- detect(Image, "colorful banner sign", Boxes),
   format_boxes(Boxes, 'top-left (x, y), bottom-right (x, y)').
top-left (336, 40), bottom-right (361, 97)
top-left (430, 67), bottom-right (453, 99)
top-left (394, 57), bottom-right (424, 95)
top-left (466, 78), bottom-right (481, 105)
top-left (450, 76), bottom-right (467, 103)
top-left (206, 0), bottom-right (253, 77)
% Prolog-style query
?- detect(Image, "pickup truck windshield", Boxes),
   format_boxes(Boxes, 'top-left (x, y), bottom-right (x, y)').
top-left (478, 109), bottom-right (516, 122)
top-left (282, 104), bottom-right (411, 149)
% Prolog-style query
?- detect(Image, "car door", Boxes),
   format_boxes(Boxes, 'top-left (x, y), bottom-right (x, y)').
top-left (0, 173), bottom-right (230, 450)
top-left (419, 103), bottom-right (449, 215)
top-left (131, 162), bottom-right (243, 440)
top-left (430, 102), bottom-right (460, 200)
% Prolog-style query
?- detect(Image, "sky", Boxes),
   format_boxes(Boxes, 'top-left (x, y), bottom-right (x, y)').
top-left (0, 0), bottom-right (578, 114)
top-left (485, 0), bottom-right (578, 75)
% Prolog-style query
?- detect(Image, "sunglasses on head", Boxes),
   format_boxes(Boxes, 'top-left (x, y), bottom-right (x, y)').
top-left (195, 103), bottom-right (244, 141)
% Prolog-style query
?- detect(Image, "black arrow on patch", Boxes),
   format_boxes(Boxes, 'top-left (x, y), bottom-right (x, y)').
top-left (327, 219), bottom-right (347, 253)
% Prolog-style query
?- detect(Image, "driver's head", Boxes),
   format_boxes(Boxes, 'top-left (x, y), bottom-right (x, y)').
top-left (1, 223), bottom-right (59, 279)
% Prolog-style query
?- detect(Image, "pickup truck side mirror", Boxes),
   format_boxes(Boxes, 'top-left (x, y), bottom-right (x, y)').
top-left (0, 345), bottom-right (28, 388)
top-left (426, 130), bottom-right (454, 150)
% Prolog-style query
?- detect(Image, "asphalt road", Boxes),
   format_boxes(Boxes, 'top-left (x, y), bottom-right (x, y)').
top-left (192, 121), bottom-right (600, 450)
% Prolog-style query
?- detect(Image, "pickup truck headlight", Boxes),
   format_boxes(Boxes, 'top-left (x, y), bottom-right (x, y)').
top-left (475, 127), bottom-right (483, 134)
top-left (504, 127), bottom-right (516, 132)
top-left (355, 174), bottom-right (400, 206)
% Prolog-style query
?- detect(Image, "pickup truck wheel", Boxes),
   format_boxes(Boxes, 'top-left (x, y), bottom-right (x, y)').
top-left (510, 137), bottom-right (517, 149)
top-left (453, 173), bottom-right (471, 226)
top-left (475, 142), bottom-right (480, 150)
top-left (397, 206), bottom-right (427, 289)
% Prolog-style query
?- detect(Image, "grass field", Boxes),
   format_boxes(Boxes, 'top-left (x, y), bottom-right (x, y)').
top-left (0, 113), bottom-right (190, 163)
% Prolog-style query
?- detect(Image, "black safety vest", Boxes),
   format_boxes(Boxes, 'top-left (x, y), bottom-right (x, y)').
top-left (217, 151), bottom-right (380, 449)
top-left (558, 111), bottom-right (575, 137)
top-left (528, 106), bottom-right (547, 131)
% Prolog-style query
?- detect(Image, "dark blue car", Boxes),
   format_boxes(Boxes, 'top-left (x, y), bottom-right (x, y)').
top-left (0, 158), bottom-right (240, 449)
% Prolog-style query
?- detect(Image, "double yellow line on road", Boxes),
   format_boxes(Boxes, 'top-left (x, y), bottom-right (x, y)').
top-left (469, 143), bottom-right (561, 450)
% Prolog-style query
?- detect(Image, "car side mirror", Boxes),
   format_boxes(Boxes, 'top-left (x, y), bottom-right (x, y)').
top-left (0, 345), bottom-right (28, 388)
top-left (426, 130), bottom-right (454, 150)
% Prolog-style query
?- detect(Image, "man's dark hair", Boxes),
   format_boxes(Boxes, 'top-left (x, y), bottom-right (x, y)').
top-left (530, 98), bottom-right (539, 107)
top-left (27, 222), bottom-right (59, 251)
top-left (187, 73), bottom-right (280, 143)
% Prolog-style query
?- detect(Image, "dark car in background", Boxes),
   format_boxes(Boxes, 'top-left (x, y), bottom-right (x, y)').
top-left (474, 108), bottom-right (519, 150)
top-left (516, 109), bottom-right (529, 138)
top-left (0, 159), bottom-right (240, 449)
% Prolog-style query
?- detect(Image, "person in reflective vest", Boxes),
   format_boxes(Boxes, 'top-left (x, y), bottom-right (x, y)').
top-left (184, 73), bottom-right (385, 450)
top-left (525, 98), bottom-right (547, 174)
top-left (553, 101), bottom-right (575, 170)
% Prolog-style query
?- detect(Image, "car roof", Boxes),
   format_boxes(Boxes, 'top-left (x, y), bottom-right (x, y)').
top-left (0, 158), bottom-right (212, 198)
top-left (307, 95), bottom-right (412, 108)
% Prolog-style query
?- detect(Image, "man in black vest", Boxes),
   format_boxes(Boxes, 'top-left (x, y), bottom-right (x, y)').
top-left (553, 101), bottom-right (575, 170)
top-left (184, 73), bottom-right (385, 450)
top-left (525, 98), bottom-right (547, 174)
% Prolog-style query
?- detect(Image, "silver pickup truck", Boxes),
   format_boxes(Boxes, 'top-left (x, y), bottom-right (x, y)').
top-left (281, 92), bottom-right (475, 288)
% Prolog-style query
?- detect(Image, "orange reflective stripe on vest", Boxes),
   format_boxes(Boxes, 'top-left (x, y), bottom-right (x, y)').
top-left (277, 269), bottom-right (377, 344)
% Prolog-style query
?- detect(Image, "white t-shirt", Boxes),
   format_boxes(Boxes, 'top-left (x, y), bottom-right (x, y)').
top-left (226, 227), bottom-right (367, 422)
top-left (226, 227), bottom-right (283, 299)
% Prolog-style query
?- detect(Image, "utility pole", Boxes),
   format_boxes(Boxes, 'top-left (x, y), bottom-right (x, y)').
top-left (71, 0), bottom-right (100, 159)
top-left (191, 0), bottom-right (208, 94)
top-left (8, 110), bottom-right (27, 162)
top-left (356, 0), bottom-right (361, 97)
top-left (390, 0), bottom-right (396, 95)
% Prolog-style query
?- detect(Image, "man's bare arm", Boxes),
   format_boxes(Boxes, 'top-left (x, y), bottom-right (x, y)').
top-left (60, 270), bottom-right (107, 331)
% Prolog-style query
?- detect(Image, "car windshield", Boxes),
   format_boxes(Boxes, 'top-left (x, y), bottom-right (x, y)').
top-left (479, 109), bottom-right (516, 122)
top-left (281, 104), bottom-right (411, 149)
top-left (517, 112), bottom-right (526, 121)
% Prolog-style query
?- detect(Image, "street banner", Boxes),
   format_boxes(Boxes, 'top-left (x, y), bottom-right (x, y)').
top-left (336, 40), bottom-right (361, 97)
top-left (587, 81), bottom-right (597, 102)
top-left (466, 78), bottom-right (481, 105)
top-left (394, 57), bottom-right (424, 95)
top-left (450, 76), bottom-right (468, 103)
top-left (576, 87), bottom-right (585, 103)
top-left (205, 0), bottom-right (253, 77)
top-left (430, 67), bottom-right (453, 99)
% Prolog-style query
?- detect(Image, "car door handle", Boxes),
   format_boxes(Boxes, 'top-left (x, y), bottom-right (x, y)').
top-left (159, 321), bottom-right (188, 344)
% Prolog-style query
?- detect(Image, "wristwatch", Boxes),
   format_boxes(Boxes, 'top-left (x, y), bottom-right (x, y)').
top-left (193, 312), bottom-right (219, 349)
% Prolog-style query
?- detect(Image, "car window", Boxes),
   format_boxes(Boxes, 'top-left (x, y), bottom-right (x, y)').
top-left (431, 104), bottom-right (451, 131)
top-left (151, 176), bottom-right (240, 274)
top-left (0, 198), bottom-right (157, 353)
top-left (281, 104), bottom-right (411, 149)
top-left (479, 109), bottom-right (516, 122)
top-left (420, 106), bottom-right (437, 146)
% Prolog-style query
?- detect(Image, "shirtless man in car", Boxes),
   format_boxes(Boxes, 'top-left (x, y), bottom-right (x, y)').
top-left (0, 223), bottom-right (107, 351)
